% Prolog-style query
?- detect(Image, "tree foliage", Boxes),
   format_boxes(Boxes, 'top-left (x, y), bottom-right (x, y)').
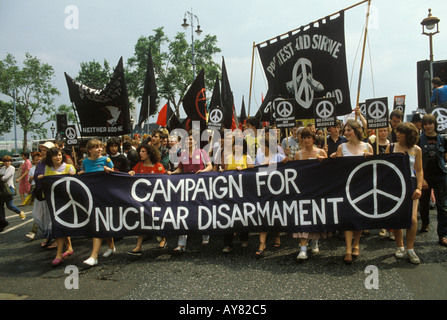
top-left (126, 27), bottom-right (222, 113)
top-left (0, 53), bottom-right (60, 150)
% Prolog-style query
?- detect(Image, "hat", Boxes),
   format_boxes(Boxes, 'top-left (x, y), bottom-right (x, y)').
top-left (39, 141), bottom-right (55, 150)
top-left (411, 113), bottom-right (423, 123)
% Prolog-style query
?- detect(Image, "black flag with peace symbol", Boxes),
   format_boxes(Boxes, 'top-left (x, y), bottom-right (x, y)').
top-left (256, 11), bottom-right (351, 119)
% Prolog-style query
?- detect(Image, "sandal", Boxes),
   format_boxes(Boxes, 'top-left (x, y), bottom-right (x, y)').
top-left (256, 243), bottom-right (266, 258)
top-left (157, 239), bottom-right (167, 249)
top-left (352, 248), bottom-right (360, 259)
top-left (343, 253), bottom-right (353, 265)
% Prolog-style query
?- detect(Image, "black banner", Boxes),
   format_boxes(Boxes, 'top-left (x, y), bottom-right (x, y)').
top-left (42, 154), bottom-right (412, 238)
top-left (64, 57), bottom-right (131, 136)
top-left (256, 11), bottom-right (351, 119)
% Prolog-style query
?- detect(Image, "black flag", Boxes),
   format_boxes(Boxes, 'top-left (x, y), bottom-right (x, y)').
top-left (138, 48), bottom-right (158, 127)
top-left (239, 96), bottom-right (247, 128)
top-left (207, 76), bottom-right (223, 131)
top-left (65, 57), bottom-right (131, 136)
top-left (221, 57), bottom-right (237, 129)
top-left (182, 68), bottom-right (207, 130)
top-left (257, 12), bottom-right (351, 119)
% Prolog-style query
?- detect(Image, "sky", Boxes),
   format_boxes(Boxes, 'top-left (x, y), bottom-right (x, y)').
top-left (1, 0), bottom-right (447, 143)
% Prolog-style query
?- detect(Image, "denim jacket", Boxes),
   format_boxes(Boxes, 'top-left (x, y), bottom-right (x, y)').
top-left (419, 134), bottom-right (447, 174)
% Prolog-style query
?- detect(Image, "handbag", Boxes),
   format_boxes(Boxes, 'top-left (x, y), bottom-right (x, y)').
top-left (0, 179), bottom-right (14, 202)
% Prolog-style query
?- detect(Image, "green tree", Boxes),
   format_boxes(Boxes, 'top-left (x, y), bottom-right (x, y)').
top-left (75, 59), bottom-right (112, 89)
top-left (0, 100), bottom-right (13, 136)
top-left (126, 27), bottom-right (222, 114)
top-left (0, 53), bottom-right (60, 151)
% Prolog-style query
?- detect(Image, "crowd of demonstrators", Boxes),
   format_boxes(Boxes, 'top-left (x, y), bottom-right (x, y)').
top-left (4, 102), bottom-right (447, 268)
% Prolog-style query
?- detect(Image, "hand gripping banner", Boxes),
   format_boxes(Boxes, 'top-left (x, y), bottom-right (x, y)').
top-left (42, 154), bottom-right (412, 238)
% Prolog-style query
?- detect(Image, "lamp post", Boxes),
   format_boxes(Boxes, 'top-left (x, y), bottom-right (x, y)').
top-left (421, 8), bottom-right (440, 62)
top-left (181, 9), bottom-right (203, 80)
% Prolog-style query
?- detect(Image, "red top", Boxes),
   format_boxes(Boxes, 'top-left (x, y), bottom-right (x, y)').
top-left (132, 162), bottom-right (166, 174)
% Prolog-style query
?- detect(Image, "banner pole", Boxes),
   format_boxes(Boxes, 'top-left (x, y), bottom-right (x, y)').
top-left (70, 102), bottom-right (83, 139)
top-left (247, 42), bottom-right (256, 119)
top-left (355, 0), bottom-right (372, 121)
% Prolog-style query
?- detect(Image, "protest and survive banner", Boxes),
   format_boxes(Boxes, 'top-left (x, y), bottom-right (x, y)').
top-left (256, 11), bottom-right (352, 120)
top-left (42, 154), bottom-right (412, 239)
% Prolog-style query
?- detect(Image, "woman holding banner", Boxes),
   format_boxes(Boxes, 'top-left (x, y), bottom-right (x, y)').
top-left (255, 136), bottom-right (288, 258)
top-left (37, 147), bottom-right (76, 267)
top-left (167, 131), bottom-right (213, 252)
top-left (293, 128), bottom-right (328, 260)
top-left (78, 139), bottom-right (115, 267)
top-left (127, 144), bottom-right (167, 255)
top-left (385, 122), bottom-right (423, 264)
top-left (335, 119), bottom-right (373, 265)
top-left (220, 135), bottom-right (254, 253)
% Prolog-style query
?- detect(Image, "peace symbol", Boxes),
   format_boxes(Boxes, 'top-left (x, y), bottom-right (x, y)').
top-left (50, 177), bottom-right (93, 228)
top-left (367, 101), bottom-right (387, 119)
top-left (292, 58), bottom-right (314, 109)
top-left (65, 127), bottom-right (77, 140)
top-left (316, 100), bottom-right (334, 119)
top-left (209, 109), bottom-right (223, 124)
top-left (275, 99), bottom-right (294, 118)
top-left (432, 108), bottom-right (447, 131)
top-left (359, 103), bottom-right (367, 116)
top-left (346, 160), bottom-right (406, 219)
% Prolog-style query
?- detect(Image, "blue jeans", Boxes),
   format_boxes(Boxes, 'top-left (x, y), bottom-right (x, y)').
top-left (0, 186), bottom-right (21, 222)
top-left (420, 175), bottom-right (447, 237)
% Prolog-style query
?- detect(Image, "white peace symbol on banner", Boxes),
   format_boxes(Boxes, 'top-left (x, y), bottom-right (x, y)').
top-left (51, 177), bottom-right (93, 228)
top-left (367, 100), bottom-right (387, 119)
top-left (316, 100), bottom-right (335, 119)
top-left (209, 109), bottom-right (223, 124)
top-left (65, 127), bottom-right (77, 140)
top-left (286, 58), bottom-right (324, 110)
top-left (432, 108), bottom-right (447, 132)
top-left (346, 160), bottom-right (406, 219)
top-left (275, 99), bottom-right (294, 118)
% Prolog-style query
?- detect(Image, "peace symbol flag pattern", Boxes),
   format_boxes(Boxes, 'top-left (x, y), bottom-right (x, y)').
top-left (256, 11), bottom-right (351, 120)
top-left (64, 57), bottom-right (131, 136)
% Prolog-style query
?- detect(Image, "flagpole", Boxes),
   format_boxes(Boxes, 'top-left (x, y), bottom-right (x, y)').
top-left (355, 0), bottom-right (372, 121)
top-left (70, 102), bottom-right (83, 139)
top-left (247, 41), bottom-right (256, 119)
top-left (256, 0), bottom-right (370, 47)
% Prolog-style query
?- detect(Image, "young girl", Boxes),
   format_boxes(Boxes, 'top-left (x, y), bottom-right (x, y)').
top-left (335, 119), bottom-right (373, 264)
top-left (293, 128), bottom-right (328, 260)
top-left (37, 147), bottom-right (76, 266)
top-left (78, 139), bottom-right (115, 266)
top-left (385, 122), bottom-right (423, 264)
top-left (220, 135), bottom-right (254, 252)
top-left (127, 144), bottom-right (167, 255)
top-left (168, 131), bottom-right (213, 252)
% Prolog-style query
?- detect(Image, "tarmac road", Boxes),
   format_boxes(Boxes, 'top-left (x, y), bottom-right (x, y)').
top-left (1, 192), bottom-right (447, 307)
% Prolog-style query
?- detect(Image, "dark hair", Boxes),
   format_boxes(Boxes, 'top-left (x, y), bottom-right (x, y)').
top-left (396, 122), bottom-right (419, 148)
top-left (20, 151), bottom-right (29, 159)
top-left (301, 127), bottom-right (316, 140)
top-left (246, 117), bottom-right (260, 129)
top-left (43, 147), bottom-right (66, 167)
top-left (122, 141), bottom-right (132, 151)
top-left (136, 144), bottom-right (160, 164)
top-left (106, 137), bottom-right (122, 155)
top-left (390, 109), bottom-right (404, 120)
